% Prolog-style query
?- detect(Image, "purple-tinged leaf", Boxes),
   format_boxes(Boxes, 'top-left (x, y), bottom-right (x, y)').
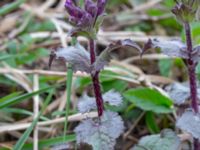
top-left (52, 43), bottom-right (91, 73)
top-left (77, 90), bottom-right (122, 113)
top-left (149, 39), bottom-right (188, 59)
top-left (177, 109), bottom-right (200, 139)
top-left (49, 51), bottom-right (56, 69)
top-left (142, 39), bottom-right (153, 56)
top-left (191, 45), bottom-right (200, 62)
top-left (93, 39), bottom-right (142, 73)
top-left (74, 111), bottom-right (124, 150)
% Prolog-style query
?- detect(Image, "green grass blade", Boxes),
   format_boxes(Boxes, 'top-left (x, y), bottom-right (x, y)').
top-left (1, 108), bottom-right (49, 121)
top-left (0, 92), bottom-right (22, 103)
top-left (13, 89), bottom-right (54, 150)
top-left (0, 86), bottom-right (53, 109)
top-left (22, 134), bottom-right (76, 150)
top-left (63, 37), bottom-right (77, 140)
top-left (0, 0), bottom-right (27, 16)
top-left (63, 64), bottom-right (73, 140)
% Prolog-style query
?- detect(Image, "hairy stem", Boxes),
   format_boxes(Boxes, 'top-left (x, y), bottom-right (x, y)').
top-left (184, 23), bottom-right (199, 113)
top-left (184, 22), bottom-right (200, 150)
top-left (89, 39), bottom-right (104, 117)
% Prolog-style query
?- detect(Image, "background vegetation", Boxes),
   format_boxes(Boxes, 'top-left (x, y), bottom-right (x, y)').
top-left (0, 0), bottom-right (199, 149)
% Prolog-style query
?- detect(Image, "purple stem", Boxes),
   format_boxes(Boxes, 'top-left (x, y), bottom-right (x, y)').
top-left (89, 39), bottom-right (104, 117)
top-left (184, 22), bottom-right (200, 150)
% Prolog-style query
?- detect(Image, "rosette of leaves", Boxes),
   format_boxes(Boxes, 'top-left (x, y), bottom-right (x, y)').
top-left (132, 129), bottom-right (181, 150)
top-left (74, 90), bottom-right (124, 150)
top-left (49, 39), bottom-right (142, 75)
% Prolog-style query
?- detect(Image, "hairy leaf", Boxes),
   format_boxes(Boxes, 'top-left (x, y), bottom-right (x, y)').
top-left (165, 82), bottom-right (200, 105)
top-left (192, 45), bottom-right (200, 62)
top-left (78, 90), bottom-right (123, 113)
top-left (74, 111), bottom-right (124, 150)
top-left (165, 83), bottom-right (190, 105)
top-left (132, 129), bottom-right (181, 150)
top-left (78, 94), bottom-right (97, 113)
top-left (50, 43), bottom-right (91, 73)
top-left (103, 90), bottom-right (123, 106)
top-left (177, 110), bottom-right (200, 139)
top-left (143, 39), bottom-right (188, 59)
top-left (93, 39), bottom-right (142, 73)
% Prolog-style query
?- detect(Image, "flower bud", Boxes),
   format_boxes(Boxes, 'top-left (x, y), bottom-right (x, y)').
top-left (97, 0), bottom-right (107, 15)
top-left (77, 12), bottom-right (93, 28)
top-left (65, 0), bottom-right (83, 19)
top-left (172, 0), bottom-right (199, 23)
top-left (85, 0), bottom-right (98, 17)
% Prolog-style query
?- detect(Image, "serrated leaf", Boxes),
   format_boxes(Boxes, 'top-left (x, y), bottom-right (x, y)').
top-left (177, 110), bottom-right (200, 139)
top-left (143, 39), bottom-right (188, 59)
top-left (192, 45), bottom-right (200, 62)
top-left (77, 94), bottom-right (97, 113)
top-left (51, 43), bottom-right (91, 73)
top-left (132, 129), bottom-right (181, 150)
top-left (78, 90), bottom-right (122, 113)
top-left (123, 88), bottom-right (173, 113)
top-left (94, 39), bottom-right (142, 73)
top-left (74, 111), bottom-right (124, 150)
top-left (103, 90), bottom-right (122, 106)
top-left (165, 83), bottom-right (190, 105)
top-left (165, 82), bottom-right (200, 105)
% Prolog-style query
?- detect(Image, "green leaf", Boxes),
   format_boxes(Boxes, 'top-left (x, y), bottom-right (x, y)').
top-left (102, 79), bottom-right (128, 92)
top-left (13, 89), bottom-right (54, 150)
top-left (145, 112), bottom-right (160, 134)
top-left (158, 59), bottom-right (172, 77)
top-left (133, 129), bottom-right (181, 150)
top-left (0, 86), bottom-right (54, 109)
top-left (22, 135), bottom-right (76, 150)
top-left (94, 14), bottom-right (106, 32)
top-left (123, 88), bottom-right (173, 113)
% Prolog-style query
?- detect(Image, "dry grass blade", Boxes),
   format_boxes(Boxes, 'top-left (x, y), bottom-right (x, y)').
top-left (33, 74), bottom-right (39, 150)
top-left (0, 112), bottom-right (98, 133)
